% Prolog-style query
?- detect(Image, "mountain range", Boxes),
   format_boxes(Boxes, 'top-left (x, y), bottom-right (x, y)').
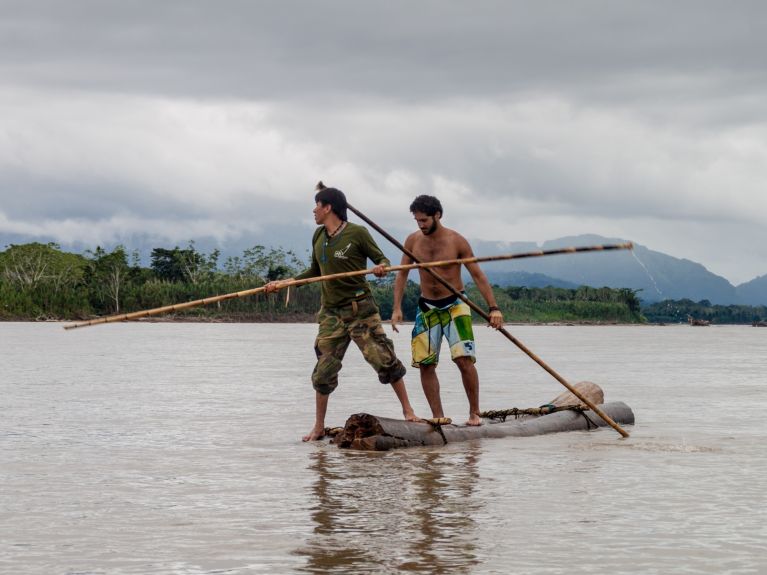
top-left (465, 234), bottom-right (766, 306)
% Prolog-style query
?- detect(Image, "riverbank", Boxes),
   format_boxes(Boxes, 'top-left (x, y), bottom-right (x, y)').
top-left (9, 312), bottom-right (764, 326)
top-left (1, 315), bottom-right (703, 326)
top-left (3, 317), bottom-right (645, 325)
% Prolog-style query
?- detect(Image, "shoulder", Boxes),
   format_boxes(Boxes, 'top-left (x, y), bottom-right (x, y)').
top-left (345, 221), bottom-right (370, 236)
top-left (442, 226), bottom-right (470, 245)
top-left (404, 231), bottom-right (420, 247)
top-left (346, 222), bottom-right (369, 238)
top-left (442, 227), bottom-right (473, 254)
top-left (311, 226), bottom-right (324, 242)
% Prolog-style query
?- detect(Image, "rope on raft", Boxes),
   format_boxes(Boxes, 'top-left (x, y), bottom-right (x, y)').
top-left (423, 418), bottom-right (451, 445)
top-left (480, 404), bottom-right (582, 421)
top-left (480, 404), bottom-right (599, 429)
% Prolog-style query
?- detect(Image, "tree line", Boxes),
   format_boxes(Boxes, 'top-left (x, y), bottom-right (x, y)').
top-left (0, 242), bottom-right (414, 321)
top-left (641, 298), bottom-right (767, 325)
top-left (2, 241), bottom-right (654, 323)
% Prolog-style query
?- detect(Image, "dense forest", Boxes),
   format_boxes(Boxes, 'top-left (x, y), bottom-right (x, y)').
top-left (0, 242), bottom-right (324, 322)
top-left (7, 241), bottom-right (757, 325)
top-left (641, 298), bottom-right (767, 325)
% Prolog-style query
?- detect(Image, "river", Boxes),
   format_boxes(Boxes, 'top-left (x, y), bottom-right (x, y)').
top-left (1, 322), bottom-right (764, 574)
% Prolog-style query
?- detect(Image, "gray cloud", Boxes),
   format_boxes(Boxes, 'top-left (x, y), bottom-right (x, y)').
top-left (2, 1), bottom-right (765, 101)
top-left (1, 1), bottom-right (766, 284)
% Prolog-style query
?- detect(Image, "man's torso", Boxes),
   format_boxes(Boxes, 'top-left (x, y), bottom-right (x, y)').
top-left (408, 228), bottom-right (467, 299)
top-left (312, 222), bottom-right (385, 308)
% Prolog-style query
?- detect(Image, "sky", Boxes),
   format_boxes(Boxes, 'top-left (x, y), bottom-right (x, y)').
top-left (0, 0), bottom-right (765, 285)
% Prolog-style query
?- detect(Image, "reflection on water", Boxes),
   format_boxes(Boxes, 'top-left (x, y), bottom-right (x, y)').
top-left (297, 446), bottom-right (482, 574)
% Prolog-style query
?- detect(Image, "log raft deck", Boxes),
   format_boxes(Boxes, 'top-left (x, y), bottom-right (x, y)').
top-left (328, 382), bottom-right (634, 451)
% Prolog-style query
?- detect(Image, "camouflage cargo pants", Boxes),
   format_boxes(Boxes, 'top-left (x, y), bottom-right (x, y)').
top-left (312, 297), bottom-right (407, 395)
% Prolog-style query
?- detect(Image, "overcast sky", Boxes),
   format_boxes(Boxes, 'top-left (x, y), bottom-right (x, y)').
top-left (1, 1), bottom-right (765, 284)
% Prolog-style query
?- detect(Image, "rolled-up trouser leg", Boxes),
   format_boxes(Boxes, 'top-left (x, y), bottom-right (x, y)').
top-left (311, 307), bottom-right (352, 395)
top-left (347, 299), bottom-right (407, 384)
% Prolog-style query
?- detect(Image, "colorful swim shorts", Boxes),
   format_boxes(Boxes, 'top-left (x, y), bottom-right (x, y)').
top-left (411, 294), bottom-right (476, 367)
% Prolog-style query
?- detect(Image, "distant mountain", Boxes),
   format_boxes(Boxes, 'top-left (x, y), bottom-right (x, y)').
top-left (470, 234), bottom-right (747, 305)
top-left (484, 271), bottom-right (579, 289)
top-left (736, 274), bottom-right (767, 306)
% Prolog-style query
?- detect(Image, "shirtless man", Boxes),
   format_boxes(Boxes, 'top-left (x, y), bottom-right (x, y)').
top-left (391, 195), bottom-right (503, 426)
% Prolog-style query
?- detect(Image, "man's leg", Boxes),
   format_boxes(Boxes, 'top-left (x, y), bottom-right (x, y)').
top-left (419, 364), bottom-right (445, 418)
top-left (389, 378), bottom-right (419, 422)
top-left (454, 356), bottom-right (481, 426)
top-left (303, 391), bottom-right (330, 442)
top-left (411, 305), bottom-right (445, 419)
top-left (308, 308), bottom-right (350, 441)
top-left (441, 300), bottom-right (479, 425)
top-left (349, 299), bottom-right (419, 421)
top-left (354, 332), bottom-right (420, 421)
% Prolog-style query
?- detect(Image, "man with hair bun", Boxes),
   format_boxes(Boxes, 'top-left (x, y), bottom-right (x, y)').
top-left (265, 182), bottom-right (419, 441)
top-left (391, 195), bottom-right (503, 426)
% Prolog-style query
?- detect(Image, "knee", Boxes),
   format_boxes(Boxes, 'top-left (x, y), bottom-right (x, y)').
top-left (454, 356), bottom-right (476, 373)
top-left (420, 363), bottom-right (437, 374)
top-left (312, 378), bottom-right (337, 395)
top-left (312, 368), bottom-right (338, 394)
top-left (377, 360), bottom-right (407, 384)
top-left (312, 355), bottom-right (342, 395)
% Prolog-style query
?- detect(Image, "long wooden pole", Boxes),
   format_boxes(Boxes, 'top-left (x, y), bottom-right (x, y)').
top-left (347, 203), bottom-right (631, 438)
top-left (63, 243), bottom-right (631, 331)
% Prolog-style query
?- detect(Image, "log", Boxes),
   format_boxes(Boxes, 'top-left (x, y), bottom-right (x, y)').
top-left (548, 380), bottom-right (604, 407)
top-left (333, 382), bottom-right (633, 451)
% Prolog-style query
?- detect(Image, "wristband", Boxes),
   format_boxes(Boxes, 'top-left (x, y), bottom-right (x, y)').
top-left (488, 306), bottom-right (500, 313)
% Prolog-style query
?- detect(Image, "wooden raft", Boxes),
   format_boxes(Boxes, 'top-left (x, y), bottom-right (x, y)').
top-left (333, 382), bottom-right (634, 451)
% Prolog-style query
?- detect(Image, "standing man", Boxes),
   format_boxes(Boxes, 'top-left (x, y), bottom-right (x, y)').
top-left (265, 182), bottom-right (419, 441)
top-left (391, 195), bottom-right (503, 426)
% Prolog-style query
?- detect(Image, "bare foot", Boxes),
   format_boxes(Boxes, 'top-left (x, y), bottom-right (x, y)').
top-left (404, 409), bottom-right (421, 422)
top-left (302, 427), bottom-right (325, 442)
top-left (465, 414), bottom-right (482, 426)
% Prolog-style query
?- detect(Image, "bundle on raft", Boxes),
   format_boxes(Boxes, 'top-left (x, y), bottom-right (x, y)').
top-left (331, 382), bottom-right (634, 451)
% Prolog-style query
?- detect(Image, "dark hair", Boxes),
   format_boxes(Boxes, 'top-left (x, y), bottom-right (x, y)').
top-left (314, 181), bottom-right (348, 221)
top-left (409, 195), bottom-right (443, 217)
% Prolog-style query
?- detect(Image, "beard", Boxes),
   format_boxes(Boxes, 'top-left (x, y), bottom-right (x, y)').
top-left (421, 219), bottom-right (438, 235)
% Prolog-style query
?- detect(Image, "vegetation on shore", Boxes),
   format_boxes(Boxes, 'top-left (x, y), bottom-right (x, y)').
top-left (4, 241), bottom-right (760, 325)
top-left (641, 298), bottom-right (767, 325)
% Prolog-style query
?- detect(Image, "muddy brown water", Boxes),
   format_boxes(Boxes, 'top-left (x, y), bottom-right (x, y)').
top-left (1, 322), bottom-right (764, 574)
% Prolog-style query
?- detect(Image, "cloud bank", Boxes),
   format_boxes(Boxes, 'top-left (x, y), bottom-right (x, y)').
top-left (1, 1), bottom-right (766, 283)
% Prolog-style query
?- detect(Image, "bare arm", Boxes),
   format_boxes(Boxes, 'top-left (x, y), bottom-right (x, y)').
top-left (461, 239), bottom-right (504, 329)
top-left (391, 236), bottom-right (415, 332)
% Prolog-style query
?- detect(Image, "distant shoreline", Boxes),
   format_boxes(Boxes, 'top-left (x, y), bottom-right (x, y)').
top-left (4, 311), bottom-right (761, 326)
top-left (2, 316), bottom-right (731, 326)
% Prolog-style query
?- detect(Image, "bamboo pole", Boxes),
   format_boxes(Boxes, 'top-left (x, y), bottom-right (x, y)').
top-left (63, 243), bottom-right (631, 330)
top-left (347, 203), bottom-right (631, 438)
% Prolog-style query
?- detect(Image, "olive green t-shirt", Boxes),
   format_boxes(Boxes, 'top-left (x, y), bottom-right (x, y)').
top-left (295, 222), bottom-right (390, 308)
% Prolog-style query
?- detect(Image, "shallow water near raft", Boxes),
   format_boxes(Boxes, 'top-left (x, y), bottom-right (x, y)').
top-left (1, 322), bottom-right (765, 574)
